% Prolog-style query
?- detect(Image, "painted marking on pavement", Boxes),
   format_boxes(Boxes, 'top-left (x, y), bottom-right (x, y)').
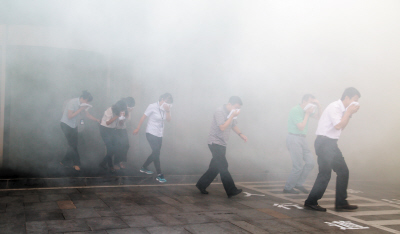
top-left (243, 192), bottom-right (265, 197)
top-left (273, 203), bottom-right (303, 210)
top-left (325, 221), bottom-right (369, 230)
top-left (237, 182), bottom-right (400, 234)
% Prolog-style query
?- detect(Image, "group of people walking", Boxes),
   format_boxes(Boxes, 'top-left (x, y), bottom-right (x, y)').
top-left (283, 87), bottom-right (361, 211)
top-left (60, 87), bottom-right (362, 208)
top-left (60, 91), bottom-right (173, 183)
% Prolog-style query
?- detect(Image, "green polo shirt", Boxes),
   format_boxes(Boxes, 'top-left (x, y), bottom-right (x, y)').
top-left (288, 105), bottom-right (309, 135)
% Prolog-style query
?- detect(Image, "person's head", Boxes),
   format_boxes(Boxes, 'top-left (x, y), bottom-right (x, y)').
top-left (159, 93), bottom-right (173, 105)
top-left (79, 90), bottom-right (93, 103)
top-left (123, 97), bottom-right (135, 108)
top-left (226, 96), bottom-right (242, 111)
top-left (301, 94), bottom-right (316, 106)
top-left (112, 99), bottom-right (128, 116)
top-left (341, 87), bottom-right (361, 107)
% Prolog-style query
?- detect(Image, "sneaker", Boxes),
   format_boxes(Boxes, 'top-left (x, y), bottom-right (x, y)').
top-left (156, 174), bottom-right (167, 183)
top-left (140, 167), bottom-right (154, 175)
top-left (294, 186), bottom-right (309, 194)
top-left (283, 188), bottom-right (300, 194)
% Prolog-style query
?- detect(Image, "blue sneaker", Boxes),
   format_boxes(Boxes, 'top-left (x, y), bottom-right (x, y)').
top-left (140, 167), bottom-right (154, 175)
top-left (156, 174), bottom-right (167, 183)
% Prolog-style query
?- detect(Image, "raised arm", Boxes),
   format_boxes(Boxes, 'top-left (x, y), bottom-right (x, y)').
top-left (163, 104), bottom-right (172, 122)
top-left (296, 106), bottom-right (315, 131)
top-left (334, 104), bottom-right (360, 130)
top-left (67, 107), bottom-right (85, 119)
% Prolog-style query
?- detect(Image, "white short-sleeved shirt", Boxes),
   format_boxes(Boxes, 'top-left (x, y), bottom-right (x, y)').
top-left (144, 102), bottom-right (167, 137)
top-left (315, 99), bottom-right (346, 139)
top-left (101, 107), bottom-right (131, 129)
top-left (60, 98), bottom-right (80, 128)
top-left (101, 107), bottom-right (117, 128)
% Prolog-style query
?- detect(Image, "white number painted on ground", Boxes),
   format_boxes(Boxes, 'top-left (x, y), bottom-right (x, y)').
top-left (347, 189), bottom-right (363, 194)
top-left (325, 221), bottom-right (369, 230)
top-left (273, 203), bottom-right (303, 210)
top-left (243, 192), bottom-right (265, 197)
top-left (382, 199), bottom-right (400, 205)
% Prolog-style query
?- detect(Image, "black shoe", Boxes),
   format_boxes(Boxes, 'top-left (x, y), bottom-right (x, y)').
top-left (228, 189), bottom-right (242, 198)
top-left (196, 184), bottom-right (208, 194)
top-left (335, 204), bottom-right (358, 211)
top-left (294, 186), bottom-right (309, 194)
top-left (304, 203), bottom-right (327, 212)
top-left (283, 188), bottom-right (300, 194)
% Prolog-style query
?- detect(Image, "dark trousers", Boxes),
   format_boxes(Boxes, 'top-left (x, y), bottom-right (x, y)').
top-left (60, 122), bottom-right (81, 166)
top-left (196, 143), bottom-right (237, 195)
top-left (142, 133), bottom-right (163, 174)
top-left (115, 129), bottom-right (130, 164)
top-left (99, 125), bottom-right (117, 167)
top-left (305, 135), bottom-right (349, 206)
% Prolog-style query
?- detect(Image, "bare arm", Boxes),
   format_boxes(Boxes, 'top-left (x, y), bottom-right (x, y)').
top-left (85, 111), bottom-right (100, 123)
top-left (67, 107), bottom-right (85, 119)
top-left (311, 104), bottom-right (322, 119)
top-left (232, 125), bottom-right (248, 142)
top-left (106, 115), bottom-right (119, 126)
top-left (219, 115), bottom-right (235, 131)
top-left (296, 113), bottom-right (311, 131)
top-left (334, 105), bottom-right (360, 130)
top-left (133, 114), bottom-right (147, 134)
top-left (164, 105), bottom-right (172, 122)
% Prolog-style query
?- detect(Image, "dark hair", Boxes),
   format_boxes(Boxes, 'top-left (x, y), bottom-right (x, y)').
top-left (228, 96), bottom-right (243, 105)
top-left (341, 87), bottom-right (361, 101)
top-left (112, 99), bottom-right (128, 117)
top-left (123, 97), bottom-right (135, 107)
top-left (301, 94), bottom-right (315, 103)
top-left (80, 90), bottom-right (93, 102)
top-left (159, 93), bottom-right (173, 104)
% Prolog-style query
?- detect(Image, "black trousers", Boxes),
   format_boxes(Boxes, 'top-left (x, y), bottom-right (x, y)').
top-left (115, 129), bottom-right (130, 165)
top-left (142, 133), bottom-right (163, 174)
top-left (196, 143), bottom-right (237, 195)
top-left (99, 125), bottom-right (117, 167)
top-left (305, 135), bottom-right (349, 206)
top-left (60, 122), bottom-right (81, 166)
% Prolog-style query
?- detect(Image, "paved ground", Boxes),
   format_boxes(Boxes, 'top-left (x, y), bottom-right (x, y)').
top-left (0, 177), bottom-right (399, 234)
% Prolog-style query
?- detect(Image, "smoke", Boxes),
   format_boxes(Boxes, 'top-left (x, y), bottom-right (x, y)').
top-left (1, 0), bottom-right (400, 182)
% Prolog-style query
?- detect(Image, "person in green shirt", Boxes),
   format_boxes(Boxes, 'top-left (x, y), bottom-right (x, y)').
top-left (283, 94), bottom-right (321, 194)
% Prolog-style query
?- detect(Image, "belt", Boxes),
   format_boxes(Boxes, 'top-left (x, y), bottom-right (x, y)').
top-left (289, 133), bottom-right (306, 138)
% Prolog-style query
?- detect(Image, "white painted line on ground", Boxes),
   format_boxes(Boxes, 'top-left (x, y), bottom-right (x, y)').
top-left (237, 182), bottom-right (400, 234)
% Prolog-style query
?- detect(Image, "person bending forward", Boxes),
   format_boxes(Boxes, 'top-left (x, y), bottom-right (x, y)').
top-left (304, 87), bottom-right (361, 212)
top-left (196, 96), bottom-right (248, 198)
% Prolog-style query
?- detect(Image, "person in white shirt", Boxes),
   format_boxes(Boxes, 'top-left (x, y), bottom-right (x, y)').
top-left (99, 97), bottom-right (135, 172)
top-left (133, 93), bottom-right (173, 183)
top-left (304, 87), bottom-right (361, 212)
